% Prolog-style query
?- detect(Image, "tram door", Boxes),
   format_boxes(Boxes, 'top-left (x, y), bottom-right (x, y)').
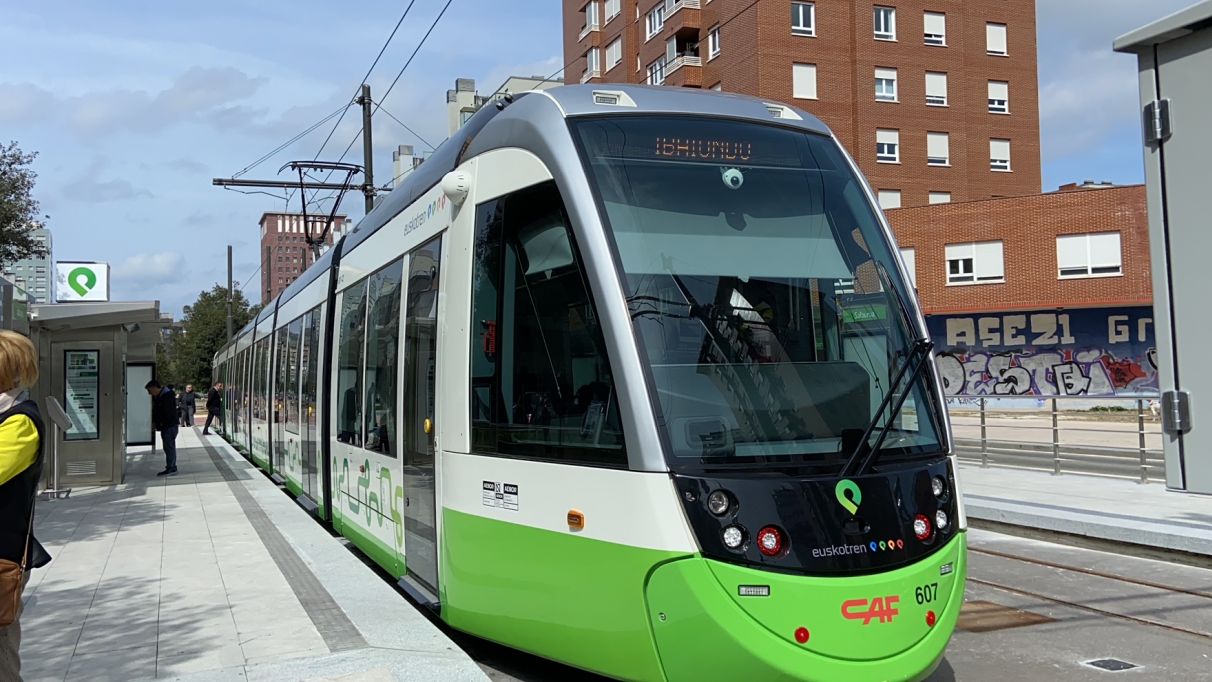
top-left (401, 235), bottom-right (443, 594)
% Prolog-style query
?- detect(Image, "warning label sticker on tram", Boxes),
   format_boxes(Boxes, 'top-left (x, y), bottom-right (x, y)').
top-left (482, 481), bottom-right (520, 511)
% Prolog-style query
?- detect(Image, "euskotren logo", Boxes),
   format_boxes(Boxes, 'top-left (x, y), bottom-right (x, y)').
top-left (68, 267), bottom-right (97, 296)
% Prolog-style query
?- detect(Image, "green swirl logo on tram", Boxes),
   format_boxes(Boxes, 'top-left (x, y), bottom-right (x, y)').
top-left (835, 479), bottom-right (862, 515)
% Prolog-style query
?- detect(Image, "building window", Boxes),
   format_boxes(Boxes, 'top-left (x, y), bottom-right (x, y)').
top-left (986, 22), bottom-right (1007, 55)
top-left (585, 0), bottom-right (599, 30)
top-left (606, 37), bottom-right (622, 70)
top-left (708, 24), bottom-right (721, 58)
top-left (988, 80), bottom-right (1009, 113)
top-left (928, 191), bottom-right (952, 204)
top-left (874, 67), bottom-right (898, 102)
top-left (1057, 233), bottom-right (1123, 278)
top-left (874, 6), bottom-right (896, 41)
top-left (605, 0), bottom-right (620, 22)
top-left (647, 57), bottom-right (667, 85)
top-left (990, 138), bottom-right (1011, 171)
top-left (792, 2), bottom-right (815, 36)
top-left (946, 242), bottom-right (1005, 285)
top-left (877, 190), bottom-right (902, 209)
top-left (646, 4), bottom-right (666, 39)
top-left (876, 129), bottom-right (900, 163)
top-left (927, 132), bottom-right (950, 166)
top-left (925, 71), bottom-right (948, 106)
top-left (585, 47), bottom-right (601, 78)
top-left (792, 63), bottom-right (817, 99)
top-left (900, 248), bottom-right (917, 287)
top-left (711, 82), bottom-right (723, 91)
top-left (923, 11), bottom-right (946, 45)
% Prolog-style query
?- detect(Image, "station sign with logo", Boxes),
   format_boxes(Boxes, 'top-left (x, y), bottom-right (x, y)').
top-left (55, 261), bottom-right (110, 302)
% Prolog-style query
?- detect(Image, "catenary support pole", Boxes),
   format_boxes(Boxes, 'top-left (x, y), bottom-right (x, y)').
top-left (226, 244), bottom-right (234, 341)
top-left (359, 83), bottom-right (375, 213)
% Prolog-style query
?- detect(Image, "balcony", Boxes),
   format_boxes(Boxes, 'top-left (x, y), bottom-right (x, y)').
top-left (664, 0), bottom-right (702, 36)
top-left (579, 20), bottom-right (600, 41)
top-left (663, 53), bottom-right (703, 87)
top-left (580, 68), bottom-right (601, 84)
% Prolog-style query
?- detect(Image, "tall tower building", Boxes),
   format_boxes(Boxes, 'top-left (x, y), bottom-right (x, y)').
top-left (2, 225), bottom-right (53, 304)
top-left (258, 213), bottom-right (349, 304)
top-left (563, 0), bottom-right (1042, 207)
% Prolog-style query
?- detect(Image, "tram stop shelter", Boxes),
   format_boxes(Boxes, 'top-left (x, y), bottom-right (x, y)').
top-left (28, 300), bottom-right (169, 486)
top-left (1115, 0), bottom-right (1212, 494)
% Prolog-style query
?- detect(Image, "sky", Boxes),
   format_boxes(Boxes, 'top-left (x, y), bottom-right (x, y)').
top-left (0, 0), bottom-right (1198, 317)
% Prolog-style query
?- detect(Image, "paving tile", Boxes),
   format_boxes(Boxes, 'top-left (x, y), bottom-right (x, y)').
top-left (65, 643), bottom-right (157, 681)
top-left (156, 641), bottom-right (246, 677)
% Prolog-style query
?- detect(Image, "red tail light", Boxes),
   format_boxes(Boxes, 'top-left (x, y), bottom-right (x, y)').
top-left (913, 514), bottom-right (933, 541)
top-left (794, 627), bottom-right (810, 643)
top-left (926, 610), bottom-right (937, 627)
top-left (756, 526), bottom-right (785, 557)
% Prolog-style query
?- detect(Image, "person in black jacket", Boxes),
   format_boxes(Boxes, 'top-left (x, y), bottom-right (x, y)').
top-left (203, 382), bottom-right (223, 435)
top-left (145, 379), bottom-right (178, 476)
top-left (0, 330), bottom-right (51, 680)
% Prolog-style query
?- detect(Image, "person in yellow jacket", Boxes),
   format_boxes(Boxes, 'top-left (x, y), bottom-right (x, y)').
top-left (0, 330), bottom-right (49, 681)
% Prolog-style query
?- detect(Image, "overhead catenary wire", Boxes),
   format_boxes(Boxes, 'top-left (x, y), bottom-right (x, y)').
top-left (374, 101), bottom-right (436, 150)
top-left (231, 104), bottom-right (348, 179)
top-left (320, 0), bottom-right (456, 187)
top-left (310, 0), bottom-right (420, 164)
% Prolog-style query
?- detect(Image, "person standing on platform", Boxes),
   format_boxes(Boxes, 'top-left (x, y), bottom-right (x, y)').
top-left (146, 380), bottom-right (178, 476)
top-left (0, 330), bottom-right (51, 681)
top-left (203, 382), bottom-right (223, 435)
top-left (179, 384), bottom-right (197, 427)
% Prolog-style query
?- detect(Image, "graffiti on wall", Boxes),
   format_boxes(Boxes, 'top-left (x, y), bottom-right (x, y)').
top-left (927, 307), bottom-right (1157, 397)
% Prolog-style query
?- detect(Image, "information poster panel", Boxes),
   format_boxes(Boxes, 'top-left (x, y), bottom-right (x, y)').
top-left (65, 350), bottom-right (100, 441)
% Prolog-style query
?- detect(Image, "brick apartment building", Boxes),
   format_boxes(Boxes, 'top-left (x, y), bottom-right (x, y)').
top-left (259, 213), bottom-right (349, 304)
top-left (888, 184), bottom-right (1156, 397)
top-left (564, 0), bottom-right (1042, 208)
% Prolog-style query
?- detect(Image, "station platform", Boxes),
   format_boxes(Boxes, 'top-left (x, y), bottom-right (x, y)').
top-left (958, 462), bottom-right (1212, 559)
top-left (21, 427), bottom-right (489, 682)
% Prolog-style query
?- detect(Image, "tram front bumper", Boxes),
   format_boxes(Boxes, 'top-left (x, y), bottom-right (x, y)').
top-left (645, 532), bottom-right (967, 682)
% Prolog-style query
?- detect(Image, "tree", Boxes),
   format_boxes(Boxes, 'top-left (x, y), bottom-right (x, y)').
top-left (0, 142), bottom-right (50, 265)
top-left (166, 286), bottom-right (257, 388)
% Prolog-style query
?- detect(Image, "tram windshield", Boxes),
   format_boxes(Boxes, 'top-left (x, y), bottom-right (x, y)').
top-left (573, 115), bottom-right (944, 470)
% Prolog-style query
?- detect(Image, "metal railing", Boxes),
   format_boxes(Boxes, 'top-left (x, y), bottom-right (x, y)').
top-left (665, 54), bottom-right (702, 76)
top-left (945, 395), bottom-right (1164, 483)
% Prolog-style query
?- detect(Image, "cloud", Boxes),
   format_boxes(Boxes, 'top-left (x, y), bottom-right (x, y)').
top-left (165, 158), bottom-right (209, 174)
top-left (1038, 49), bottom-right (1142, 160)
top-left (184, 211), bottom-right (216, 227)
top-left (0, 66), bottom-right (270, 138)
top-left (114, 251), bottom-right (187, 285)
top-left (66, 177), bottom-right (154, 203)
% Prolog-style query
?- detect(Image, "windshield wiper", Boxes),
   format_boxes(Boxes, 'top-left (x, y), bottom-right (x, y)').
top-left (840, 337), bottom-right (934, 478)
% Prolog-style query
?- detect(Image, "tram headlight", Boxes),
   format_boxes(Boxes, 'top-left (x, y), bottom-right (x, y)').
top-left (913, 514), bottom-right (934, 541)
top-left (935, 509), bottom-right (949, 531)
top-left (931, 476), bottom-right (947, 499)
top-left (707, 490), bottom-right (732, 516)
top-left (722, 525), bottom-right (746, 551)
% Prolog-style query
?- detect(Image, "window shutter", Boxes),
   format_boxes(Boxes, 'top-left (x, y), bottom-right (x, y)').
top-left (877, 129), bottom-right (899, 145)
top-left (926, 72), bottom-right (947, 98)
top-left (986, 23), bottom-right (1007, 54)
top-left (1089, 233), bottom-right (1122, 269)
top-left (988, 81), bottom-right (1009, 101)
top-left (927, 132), bottom-right (949, 160)
top-left (990, 138), bottom-right (1011, 161)
top-left (1056, 235), bottom-right (1086, 271)
top-left (793, 63), bottom-right (817, 99)
top-left (974, 242), bottom-right (1004, 279)
top-left (924, 12), bottom-right (945, 36)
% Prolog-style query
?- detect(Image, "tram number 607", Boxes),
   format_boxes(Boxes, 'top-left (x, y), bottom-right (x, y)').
top-left (915, 583), bottom-right (939, 605)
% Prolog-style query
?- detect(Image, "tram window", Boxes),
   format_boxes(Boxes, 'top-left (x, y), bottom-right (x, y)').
top-left (470, 180), bottom-right (626, 467)
top-left (276, 330), bottom-right (290, 426)
top-left (363, 260), bottom-right (404, 457)
top-left (285, 317), bottom-right (303, 435)
top-left (337, 281), bottom-right (367, 446)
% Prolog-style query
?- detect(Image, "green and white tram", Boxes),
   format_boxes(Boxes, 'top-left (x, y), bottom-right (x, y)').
top-left (214, 84), bottom-right (965, 681)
